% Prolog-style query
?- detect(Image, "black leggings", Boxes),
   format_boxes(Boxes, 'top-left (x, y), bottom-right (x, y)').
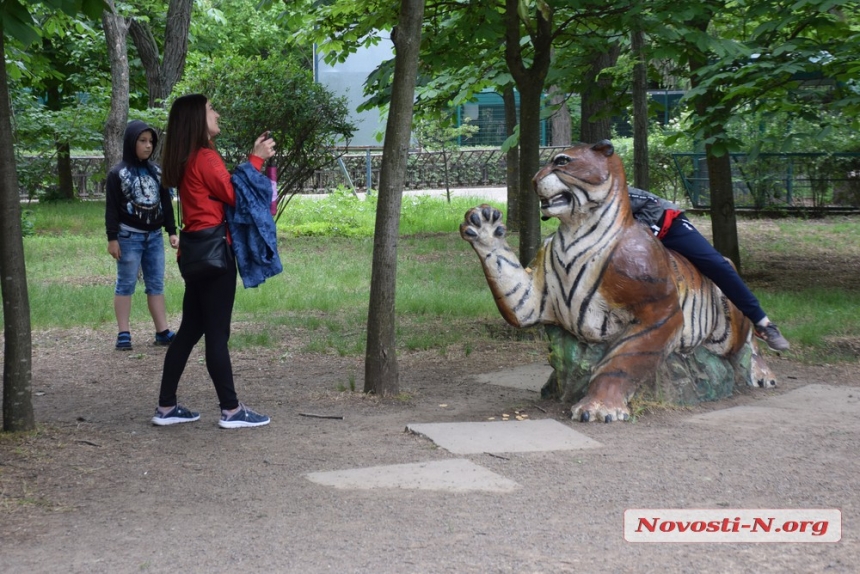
top-left (158, 263), bottom-right (239, 411)
top-left (660, 216), bottom-right (766, 325)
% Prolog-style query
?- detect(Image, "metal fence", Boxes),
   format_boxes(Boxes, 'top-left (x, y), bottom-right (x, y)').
top-left (323, 147), bottom-right (568, 192)
top-left (18, 148), bottom-right (571, 199)
top-left (672, 152), bottom-right (860, 210)
top-left (19, 150), bottom-right (860, 212)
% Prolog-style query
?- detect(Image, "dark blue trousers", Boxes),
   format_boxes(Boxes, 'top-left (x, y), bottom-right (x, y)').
top-left (660, 215), bottom-right (766, 325)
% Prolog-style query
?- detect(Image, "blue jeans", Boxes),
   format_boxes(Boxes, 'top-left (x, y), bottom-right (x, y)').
top-left (115, 229), bottom-right (166, 296)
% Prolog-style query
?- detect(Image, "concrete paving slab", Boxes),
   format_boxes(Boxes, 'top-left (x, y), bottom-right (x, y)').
top-left (685, 384), bottom-right (860, 428)
top-left (470, 362), bottom-right (553, 392)
top-left (305, 459), bottom-right (519, 493)
top-left (406, 418), bottom-right (602, 454)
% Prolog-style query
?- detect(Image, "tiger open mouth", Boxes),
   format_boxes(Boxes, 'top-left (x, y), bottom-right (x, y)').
top-left (540, 191), bottom-right (573, 211)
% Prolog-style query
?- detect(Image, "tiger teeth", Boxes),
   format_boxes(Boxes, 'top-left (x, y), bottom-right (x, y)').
top-left (541, 193), bottom-right (571, 209)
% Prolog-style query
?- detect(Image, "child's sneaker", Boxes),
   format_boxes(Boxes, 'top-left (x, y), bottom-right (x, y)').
top-left (115, 331), bottom-right (132, 351)
top-left (218, 403), bottom-right (270, 429)
top-left (154, 330), bottom-right (175, 346)
top-left (151, 404), bottom-right (200, 426)
top-left (755, 322), bottom-right (790, 352)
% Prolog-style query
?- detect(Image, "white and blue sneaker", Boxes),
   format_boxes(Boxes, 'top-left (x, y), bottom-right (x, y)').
top-left (151, 404), bottom-right (200, 426)
top-left (218, 403), bottom-right (270, 429)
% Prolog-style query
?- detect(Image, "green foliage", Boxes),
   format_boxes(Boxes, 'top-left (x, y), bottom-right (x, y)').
top-left (171, 53), bottom-right (355, 214)
top-left (413, 115), bottom-right (479, 151)
top-left (8, 7), bottom-right (112, 159)
top-left (0, 0), bottom-right (103, 45)
top-left (659, 0), bottom-right (860, 154)
top-left (20, 210), bottom-right (35, 237)
top-left (189, 0), bottom-right (299, 60)
top-left (12, 85), bottom-right (109, 153)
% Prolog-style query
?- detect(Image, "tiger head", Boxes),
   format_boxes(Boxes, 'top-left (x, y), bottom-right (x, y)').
top-left (532, 140), bottom-right (630, 223)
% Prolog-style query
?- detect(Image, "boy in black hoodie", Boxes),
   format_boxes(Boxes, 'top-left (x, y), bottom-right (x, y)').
top-left (105, 120), bottom-right (178, 350)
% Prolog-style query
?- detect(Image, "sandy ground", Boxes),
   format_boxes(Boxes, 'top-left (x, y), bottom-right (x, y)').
top-left (1, 325), bottom-right (858, 574)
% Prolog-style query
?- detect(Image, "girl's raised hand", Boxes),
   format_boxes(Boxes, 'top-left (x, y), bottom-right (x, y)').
top-left (252, 131), bottom-right (276, 160)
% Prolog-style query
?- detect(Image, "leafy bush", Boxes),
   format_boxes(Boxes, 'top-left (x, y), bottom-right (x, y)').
top-left (171, 53), bottom-right (356, 217)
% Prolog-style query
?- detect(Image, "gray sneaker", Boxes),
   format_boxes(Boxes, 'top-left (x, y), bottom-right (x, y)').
top-left (218, 403), bottom-right (270, 429)
top-left (151, 404), bottom-right (200, 426)
top-left (755, 322), bottom-right (790, 352)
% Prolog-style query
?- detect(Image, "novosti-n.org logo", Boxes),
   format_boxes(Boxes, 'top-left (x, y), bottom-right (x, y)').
top-left (624, 509), bottom-right (841, 543)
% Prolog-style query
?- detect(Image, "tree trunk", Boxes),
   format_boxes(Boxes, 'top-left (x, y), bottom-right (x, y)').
top-left (0, 30), bottom-right (35, 432)
top-left (129, 0), bottom-right (192, 108)
top-left (580, 43), bottom-right (620, 143)
top-left (516, 80), bottom-right (545, 266)
top-left (631, 29), bottom-right (650, 190)
top-left (56, 141), bottom-right (74, 200)
top-left (45, 86), bottom-right (75, 200)
top-left (364, 0), bottom-right (425, 396)
top-left (686, 14), bottom-right (741, 269)
top-left (102, 4), bottom-right (129, 170)
top-left (548, 86), bottom-right (571, 147)
top-left (503, 86), bottom-right (519, 231)
top-left (504, 0), bottom-right (552, 266)
top-left (705, 149), bottom-right (741, 269)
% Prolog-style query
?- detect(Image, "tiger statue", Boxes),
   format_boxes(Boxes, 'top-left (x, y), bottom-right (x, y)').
top-left (460, 140), bottom-right (776, 422)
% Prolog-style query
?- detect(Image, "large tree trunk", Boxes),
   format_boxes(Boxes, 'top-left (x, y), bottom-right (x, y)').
top-left (505, 0), bottom-right (552, 266)
top-left (102, 4), bottom-right (130, 170)
top-left (580, 43), bottom-right (620, 143)
top-left (516, 80), bottom-right (546, 266)
top-left (364, 0), bottom-right (425, 396)
top-left (503, 86), bottom-right (519, 231)
top-left (704, 149), bottom-right (741, 268)
top-left (631, 29), bottom-right (650, 190)
top-left (0, 30), bottom-right (35, 432)
top-left (128, 0), bottom-right (193, 107)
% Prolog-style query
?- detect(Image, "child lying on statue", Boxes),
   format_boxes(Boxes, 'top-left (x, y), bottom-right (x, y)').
top-left (627, 187), bottom-right (790, 352)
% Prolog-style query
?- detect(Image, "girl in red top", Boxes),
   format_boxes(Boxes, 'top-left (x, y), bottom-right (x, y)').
top-left (153, 93), bottom-right (276, 429)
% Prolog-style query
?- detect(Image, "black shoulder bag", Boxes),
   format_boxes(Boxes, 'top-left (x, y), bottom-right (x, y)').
top-left (176, 192), bottom-right (233, 282)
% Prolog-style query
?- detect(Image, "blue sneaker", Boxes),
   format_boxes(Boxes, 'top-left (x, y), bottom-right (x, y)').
top-left (154, 330), bottom-right (175, 346)
top-left (116, 331), bottom-right (132, 351)
top-left (218, 403), bottom-right (270, 429)
top-left (151, 404), bottom-right (200, 426)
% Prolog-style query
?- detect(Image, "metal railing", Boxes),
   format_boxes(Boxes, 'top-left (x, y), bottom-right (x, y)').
top-left (17, 148), bottom-right (572, 200)
top-left (20, 150), bottom-right (860, 213)
top-left (672, 152), bottom-right (860, 210)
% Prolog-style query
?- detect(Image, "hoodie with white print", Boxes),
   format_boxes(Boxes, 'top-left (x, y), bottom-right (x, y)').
top-left (105, 119), bottom-right (177, 240)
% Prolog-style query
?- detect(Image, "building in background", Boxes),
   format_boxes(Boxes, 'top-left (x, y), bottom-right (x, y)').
top-left (315, 39), bottom-right (393, 148)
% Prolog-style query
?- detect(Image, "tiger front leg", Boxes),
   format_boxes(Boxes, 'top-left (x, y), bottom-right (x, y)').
top-left (460, 204), bottom-right (543, 328)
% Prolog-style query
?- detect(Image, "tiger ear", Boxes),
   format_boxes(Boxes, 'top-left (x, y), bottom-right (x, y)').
top-left (591, 140), bottom-right (614, 157)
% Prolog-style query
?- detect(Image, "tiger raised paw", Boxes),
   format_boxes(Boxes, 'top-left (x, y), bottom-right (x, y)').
top-left (460, 205), bottom-right (541, 328)
top-left (460, 205), bottom-right (507, 249)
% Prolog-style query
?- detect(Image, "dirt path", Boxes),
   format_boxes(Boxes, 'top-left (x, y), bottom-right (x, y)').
top-left (1, 328), bottom-right (858, 573)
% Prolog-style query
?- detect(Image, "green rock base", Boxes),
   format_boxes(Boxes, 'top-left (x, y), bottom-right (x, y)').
top-left (541, 324), bottom-right (752, 406)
